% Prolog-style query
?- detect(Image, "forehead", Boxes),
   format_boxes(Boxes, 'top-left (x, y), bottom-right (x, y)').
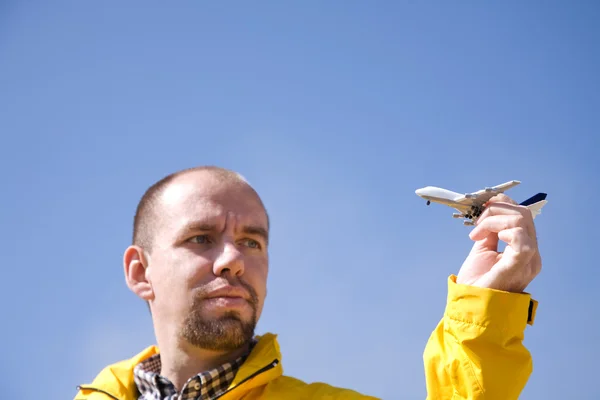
top-left (158, 172), bottom-right (267, 228)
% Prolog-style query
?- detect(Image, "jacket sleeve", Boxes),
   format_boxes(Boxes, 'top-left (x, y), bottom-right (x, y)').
top-left (423, 275), bottom-right (537, 400)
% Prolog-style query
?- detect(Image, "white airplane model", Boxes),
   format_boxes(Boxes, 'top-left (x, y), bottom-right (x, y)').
top-left (415, 180), bottom-right (548, 226)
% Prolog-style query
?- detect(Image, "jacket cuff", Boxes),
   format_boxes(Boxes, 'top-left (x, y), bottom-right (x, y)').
top-left (446, 275), bottom-right (537, 335)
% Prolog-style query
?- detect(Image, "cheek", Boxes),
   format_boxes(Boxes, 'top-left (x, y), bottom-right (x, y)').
top-left (245, 257), bottom-right (268, 300)
top-left (147, 260), bottom-right (177, 298)
top-left (150, 250), bottom-right (213, 295)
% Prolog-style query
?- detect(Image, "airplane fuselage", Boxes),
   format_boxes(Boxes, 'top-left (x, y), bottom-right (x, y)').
top-left (415, 187), bottom-right (465, 205)
top-left (415, 186), bottom-right (490, 224)
top-left (415, 180), bottom-right (547, 226)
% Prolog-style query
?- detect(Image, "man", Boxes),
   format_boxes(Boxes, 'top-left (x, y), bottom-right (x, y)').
top-left (74, 166), bottom-right (541, 399)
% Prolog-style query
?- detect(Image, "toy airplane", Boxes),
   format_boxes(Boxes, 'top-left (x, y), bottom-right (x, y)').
top-left (415, 180), bottom-right (548, 226)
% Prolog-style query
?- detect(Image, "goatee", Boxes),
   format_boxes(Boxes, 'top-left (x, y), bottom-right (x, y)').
top-left (181, 280), bottom-right (258, 352)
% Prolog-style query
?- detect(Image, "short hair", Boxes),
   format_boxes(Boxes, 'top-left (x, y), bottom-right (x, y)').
top-left (132, 166), bottom-right (264, 252)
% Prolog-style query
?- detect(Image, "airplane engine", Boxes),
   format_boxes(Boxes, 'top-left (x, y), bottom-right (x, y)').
top-left (452, 213), bottom-right (463, 218)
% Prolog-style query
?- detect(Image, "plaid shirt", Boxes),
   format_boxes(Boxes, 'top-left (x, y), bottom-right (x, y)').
top-left (133, 341), bottom-right (255, 400)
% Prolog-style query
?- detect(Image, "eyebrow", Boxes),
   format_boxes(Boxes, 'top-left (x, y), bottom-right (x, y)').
top-left (181, 222), bottom-right (269, 245)
top-left (243, 226), bottom-right (270, 245)
top-left (184, 222), bottom-right (217, 233)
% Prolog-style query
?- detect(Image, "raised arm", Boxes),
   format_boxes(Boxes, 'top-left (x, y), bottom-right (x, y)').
top-left (423, 275), bottom-right (536, 399)
top-left (424, 193), bottom-right (542, 399)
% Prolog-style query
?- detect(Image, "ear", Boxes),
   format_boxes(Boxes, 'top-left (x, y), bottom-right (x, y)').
top-left (123, 245), bottom-right (154, 302)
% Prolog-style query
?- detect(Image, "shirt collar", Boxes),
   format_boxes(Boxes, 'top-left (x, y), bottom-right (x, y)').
top-left (133, 340), bottom-right (256, 399)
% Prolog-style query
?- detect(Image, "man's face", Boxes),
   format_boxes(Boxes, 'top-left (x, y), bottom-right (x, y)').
top-left (145, 172), bottom-right (269, 351)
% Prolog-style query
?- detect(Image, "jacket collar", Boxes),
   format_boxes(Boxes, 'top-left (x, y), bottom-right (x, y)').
top-left (77, 333), bottom-right (283, 400)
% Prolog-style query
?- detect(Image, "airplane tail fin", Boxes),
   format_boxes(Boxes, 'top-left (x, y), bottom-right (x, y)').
top-left (520, 193), bottom-right (548, 219)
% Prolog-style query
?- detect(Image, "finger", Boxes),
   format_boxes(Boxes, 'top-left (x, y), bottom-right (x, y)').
top-left (470, 230), bottom-right (500, 252)
top-left (497, 227), bottom-right (537, 265)
top-left (478, 202), bottom-right (529, 220)
top-left (477, 202), bottom-right (537, 241)
top-left (470, 215), bottom-right (527, 241)
top-left (478, 193), bottom-right (521, 222)
top-left (486, 193), bottom-right (519, 206)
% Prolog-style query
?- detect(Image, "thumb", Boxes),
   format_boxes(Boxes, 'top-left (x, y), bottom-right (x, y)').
top-left (469, 230), bottom-right (499, 253)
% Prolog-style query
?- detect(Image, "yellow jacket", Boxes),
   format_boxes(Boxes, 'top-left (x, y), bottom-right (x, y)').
top-left (74, 276), bottom-right (537, 399)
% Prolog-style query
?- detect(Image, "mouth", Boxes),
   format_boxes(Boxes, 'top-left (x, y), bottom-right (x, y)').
top-left (203, 296), bottom-right (249, 308)
top-left (202, 286), bottom-right (253, 309)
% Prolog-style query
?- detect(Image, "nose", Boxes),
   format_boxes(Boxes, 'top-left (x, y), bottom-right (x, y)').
top-left (213, 242), bottom-right (245, 277)
top-left (415, 188), bottom-right (425, 197)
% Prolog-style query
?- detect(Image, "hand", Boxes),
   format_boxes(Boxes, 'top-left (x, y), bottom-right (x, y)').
top-left (456, 194), bottom-right (542, 293)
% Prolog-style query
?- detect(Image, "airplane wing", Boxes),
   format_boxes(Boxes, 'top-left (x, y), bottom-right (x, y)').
top-left (453, 180), bottom-right (521, 206)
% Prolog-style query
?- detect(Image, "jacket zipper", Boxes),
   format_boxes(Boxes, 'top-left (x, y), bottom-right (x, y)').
top-left (76, 359), bottom-right (279, 400)
top-left (76, 385), bottom-right (119, 399)
top-left (215, 359), bottom-right (279, 399)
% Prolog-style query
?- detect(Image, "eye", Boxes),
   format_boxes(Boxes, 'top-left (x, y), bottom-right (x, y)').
top-left (241, 238), bottom-right (262, 250)
top-left (189, 235), bottom-right (212, 244)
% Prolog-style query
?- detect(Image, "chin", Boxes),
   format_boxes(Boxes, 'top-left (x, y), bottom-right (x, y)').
top-left (181, 309), bottom-right (257, 351)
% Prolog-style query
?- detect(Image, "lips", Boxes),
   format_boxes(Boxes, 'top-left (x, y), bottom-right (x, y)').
top-left (202, 287), bottom-right (251, 310)
top-left (204, 286), bottom-right (251, 302)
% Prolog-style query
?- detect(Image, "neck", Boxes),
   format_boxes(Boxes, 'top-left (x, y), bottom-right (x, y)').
top-left (158, 339), bottom-right (250, 391)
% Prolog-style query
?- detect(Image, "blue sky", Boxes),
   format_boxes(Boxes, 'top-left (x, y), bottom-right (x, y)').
top-left (1, 1), bottom-right (598, 399)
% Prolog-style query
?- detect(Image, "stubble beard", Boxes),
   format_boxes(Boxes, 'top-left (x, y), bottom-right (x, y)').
top-left (181, 282), bottom-right (259, 352)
